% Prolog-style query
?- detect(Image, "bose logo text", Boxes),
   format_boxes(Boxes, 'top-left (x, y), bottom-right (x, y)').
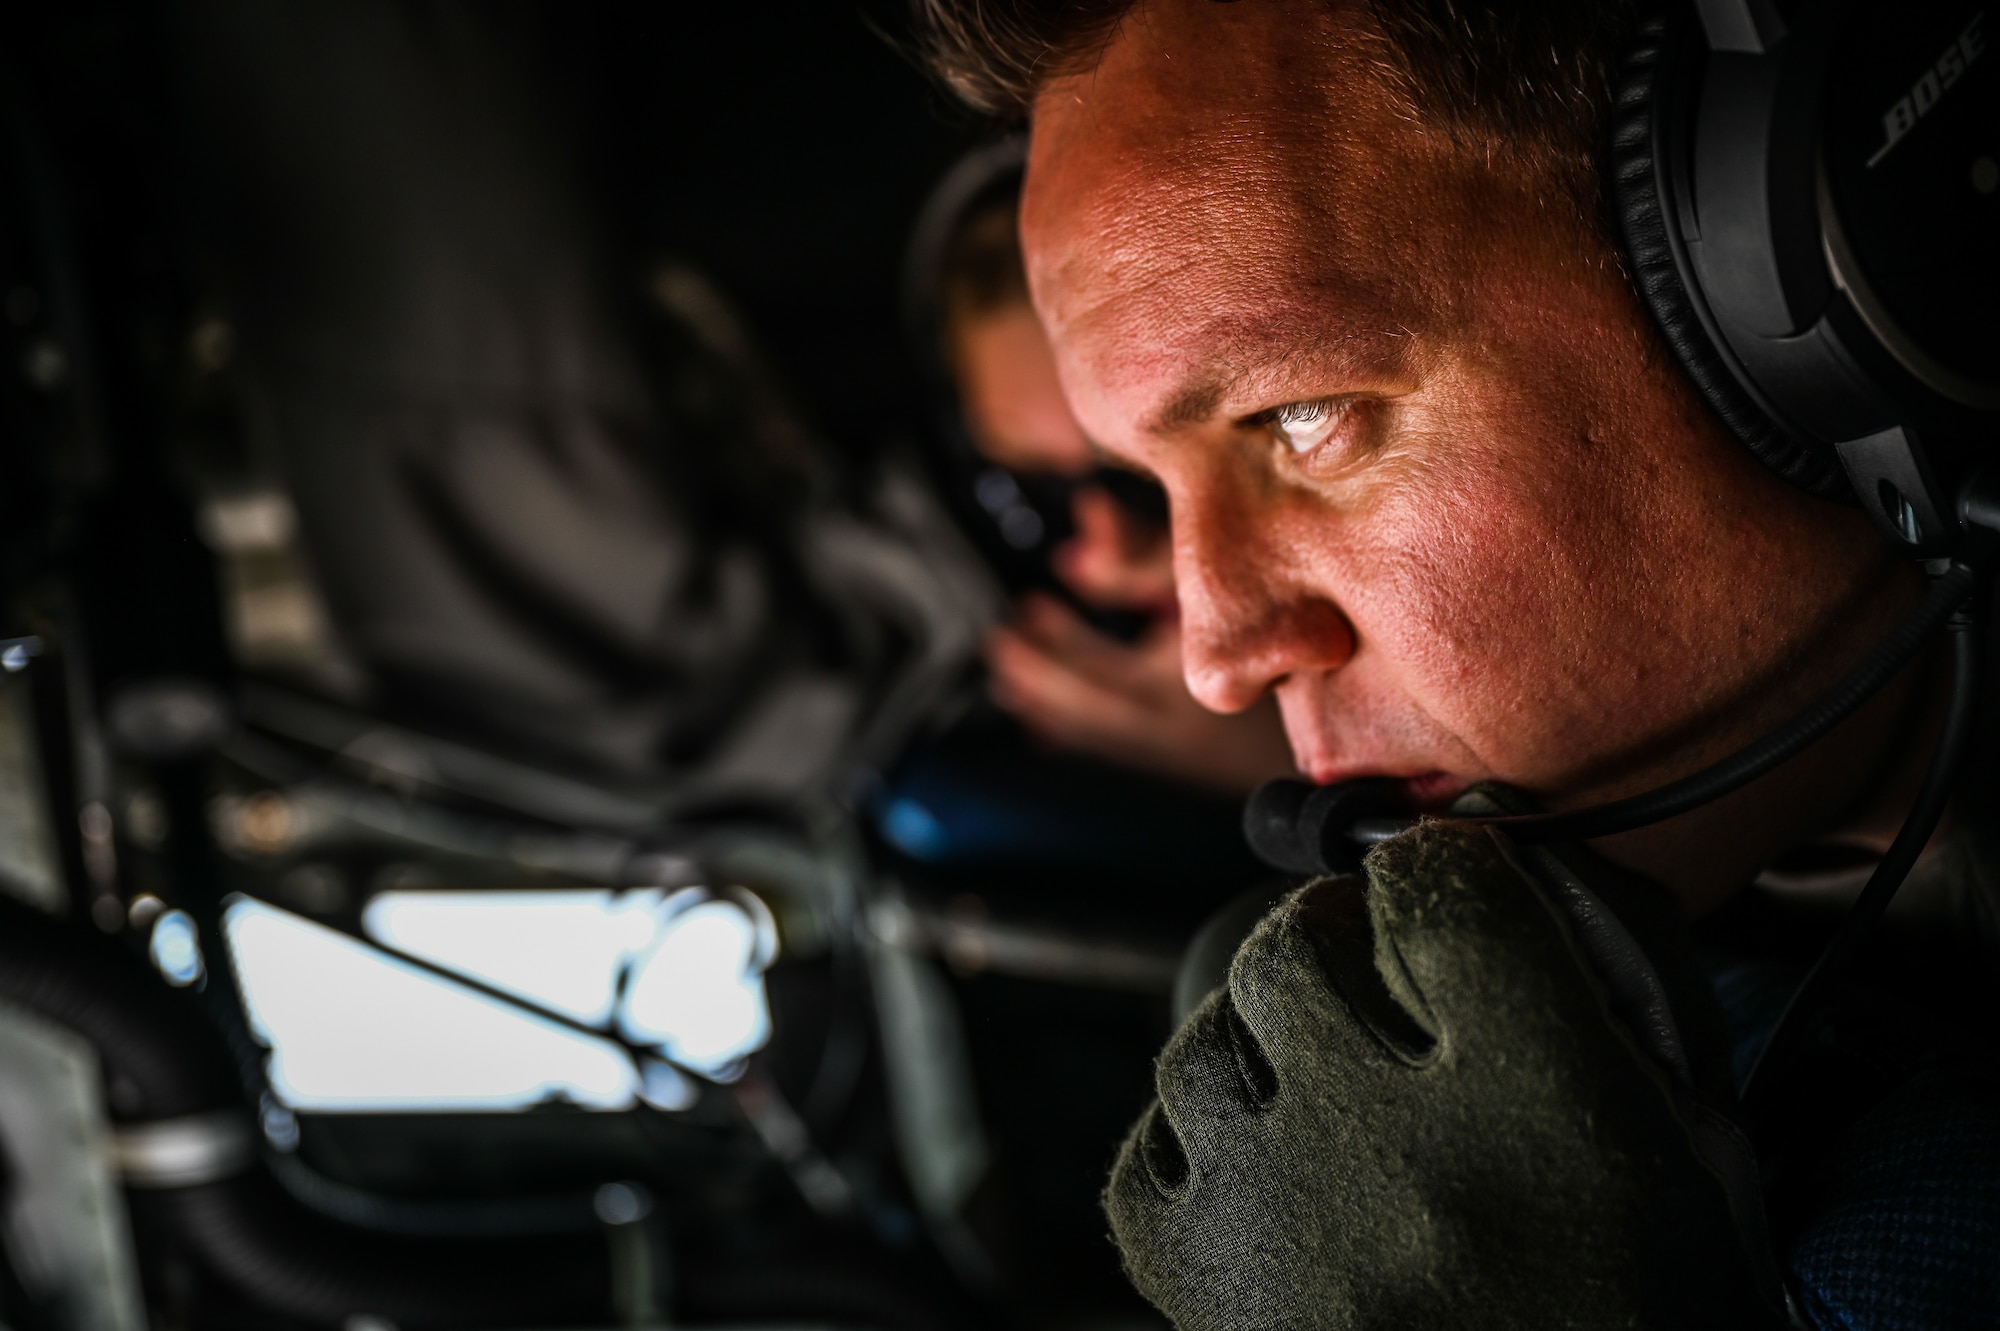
top-left (1867, 11), bottom-right (1987, 169)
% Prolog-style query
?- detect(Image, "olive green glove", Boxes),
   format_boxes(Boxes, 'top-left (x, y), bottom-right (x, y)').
top-left (1105, 821), bottom-right (1785, 1330)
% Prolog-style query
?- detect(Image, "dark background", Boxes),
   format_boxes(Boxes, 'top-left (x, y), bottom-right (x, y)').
top-left (571, 1), bottom-right (988, 459)
top-left (3, 5), bottom-right (1182, 1322)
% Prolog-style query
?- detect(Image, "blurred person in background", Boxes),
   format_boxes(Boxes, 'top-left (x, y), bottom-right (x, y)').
top-left (913, 142), bottom-right (1296, 798)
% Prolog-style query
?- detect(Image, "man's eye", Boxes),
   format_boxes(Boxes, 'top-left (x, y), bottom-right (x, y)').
top-left (1268, 400), bottom-right (1348, 455)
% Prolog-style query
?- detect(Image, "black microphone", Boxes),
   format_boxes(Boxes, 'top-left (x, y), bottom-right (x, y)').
top-left (1242, 777), bottom-right (1406, 876)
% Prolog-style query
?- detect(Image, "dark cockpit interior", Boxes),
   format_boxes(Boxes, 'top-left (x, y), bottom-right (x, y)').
top-left (0, 4), bottom-right (1278, 1328)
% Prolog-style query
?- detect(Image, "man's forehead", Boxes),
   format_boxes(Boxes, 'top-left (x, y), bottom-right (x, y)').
top-left (1022, 1), bottom-right (1406, 175)
top-left (1017, 1), bottom-right (1440, 435)
top-left (1019, 4), bottom-right (1440, 294)
top-left (1023, 13), bottom-right (1364, 241)
top-left (1022, 142), bottom-right (1389, 351)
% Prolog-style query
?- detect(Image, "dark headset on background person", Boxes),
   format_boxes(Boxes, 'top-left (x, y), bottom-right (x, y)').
top-left (903, 137), bottom-right (1172, 635)
top-left (1246, 0), bottom-right (1999, 1100)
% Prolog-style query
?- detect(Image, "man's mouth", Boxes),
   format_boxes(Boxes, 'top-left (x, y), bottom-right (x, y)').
top-left (1278, 704), bottom-right (1469, 810)
top-left (1293, 762), bottom-right (1466, 812)
top-left (1398, 770), bottom-right (1466, 811)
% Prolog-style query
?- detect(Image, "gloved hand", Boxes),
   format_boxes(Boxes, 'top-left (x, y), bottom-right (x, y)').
top-left (1105, 820), bottom-right (1787, 1330)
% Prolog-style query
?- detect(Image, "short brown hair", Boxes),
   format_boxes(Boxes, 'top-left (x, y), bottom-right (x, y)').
top-left (911, 0), bottom-right (1638, 210)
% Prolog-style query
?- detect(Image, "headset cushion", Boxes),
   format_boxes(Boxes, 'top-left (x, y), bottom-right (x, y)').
top-left (1609, 10), bottom-right (1849, 500)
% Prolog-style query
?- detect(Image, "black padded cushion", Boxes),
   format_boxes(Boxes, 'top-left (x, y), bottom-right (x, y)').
top-left (1609, 10), bottom-right (1851, 500)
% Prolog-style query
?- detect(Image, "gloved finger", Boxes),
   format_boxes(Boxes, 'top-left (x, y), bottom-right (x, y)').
top-left (1103, 1100), bottom-right (1237, 1331)
top-left (1143, 988), bottom-right (1282, 1190)
top-left (1458, 783), bottom-right (1740, 1103)
top-left (1108, 994), bottom-right (1299, 1326)
top-left (1363, 821), bottom-right (1616, 1057)
top-left (1224, 877), bottom-right (1428, 1077)
top-left (1106, 1098), bottom-right (1185, 1225)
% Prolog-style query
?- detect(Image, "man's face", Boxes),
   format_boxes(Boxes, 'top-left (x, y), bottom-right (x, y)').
top-left (1022, 0), bottom-right (1889, 810)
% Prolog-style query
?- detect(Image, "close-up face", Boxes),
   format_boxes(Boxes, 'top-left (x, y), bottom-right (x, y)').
top-left (1022, 0), bottom-right (1896, 809)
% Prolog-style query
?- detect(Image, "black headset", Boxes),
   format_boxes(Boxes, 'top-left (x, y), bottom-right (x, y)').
top-left (1245, 0), bottom-right (2000, 1098)
top-left (1615, 0), bottom-right (1997, 548)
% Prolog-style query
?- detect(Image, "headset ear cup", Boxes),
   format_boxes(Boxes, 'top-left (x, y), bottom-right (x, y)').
top-left (1608, 11), bottom-right (1849, 501)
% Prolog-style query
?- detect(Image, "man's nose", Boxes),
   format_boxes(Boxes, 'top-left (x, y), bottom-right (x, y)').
top-left (1172, 482), bottom-right (1356, 714)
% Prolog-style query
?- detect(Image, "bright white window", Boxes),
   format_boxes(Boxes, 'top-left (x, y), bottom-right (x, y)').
top-left (617, 895), bottom-right (773, 1075)
top-left (360, 890), bottom-right (662, 1026)
top-left (223, 886), bottom-right (776, 1114)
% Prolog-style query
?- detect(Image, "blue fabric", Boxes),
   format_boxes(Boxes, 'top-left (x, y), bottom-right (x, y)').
top-left (1704, 962), bottom-right (2000, 1330)
top-left (1787, 1068), bottom-right (2000, 1331)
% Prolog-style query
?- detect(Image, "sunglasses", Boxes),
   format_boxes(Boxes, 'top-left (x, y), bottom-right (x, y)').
top-left (969, 464), bottom-right (1170, 555)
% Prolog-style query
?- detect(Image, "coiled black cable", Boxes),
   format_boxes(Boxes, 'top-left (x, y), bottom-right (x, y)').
top-left (1741, 595), bottom-right (1985, 1106)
